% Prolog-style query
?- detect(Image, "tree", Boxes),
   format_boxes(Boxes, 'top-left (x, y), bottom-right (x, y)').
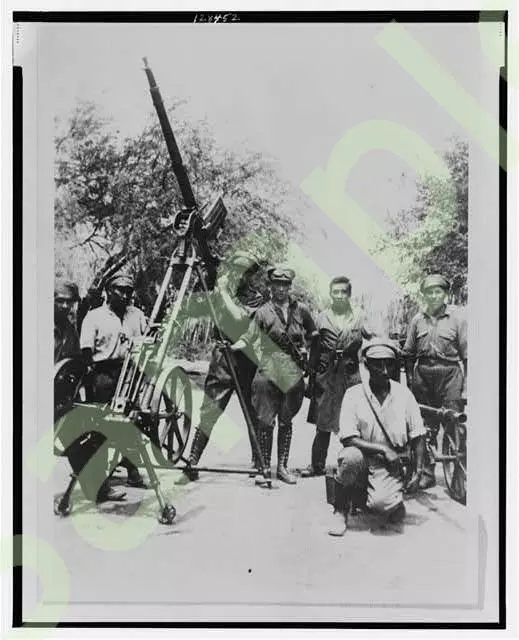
top-left (55, 100), bottom-right (305, 357)
top-left (55, 101), bottom-right (300, 295)
top-left (374, 139), bottom-right (468, 304)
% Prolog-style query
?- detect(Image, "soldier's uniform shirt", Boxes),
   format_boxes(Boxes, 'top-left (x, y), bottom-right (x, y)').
top-left (241, 298), bottom-right (316, 429)
top-left (80, 304), bottom-right (147, 362)
top-left (403, 305), bottom-right (467, 364)
top-left (338, 380), bottom-right (426, 513)
top-left (403, 304), bottom-right (466, 413)
top-left (54, 318), bottom-right (80, 363)
top-left (310, 306), bottom-right (365, 433)
top-left (242, 298), bottom-right (316, 391)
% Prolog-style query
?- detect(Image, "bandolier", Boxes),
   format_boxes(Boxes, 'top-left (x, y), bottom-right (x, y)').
top-left (234, 266), bottom-right (317, 485)
top-left (303, 276), bottom-right (368, 477)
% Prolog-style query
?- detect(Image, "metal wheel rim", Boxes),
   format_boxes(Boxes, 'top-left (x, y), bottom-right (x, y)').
top-left (151, 367), bottom-right (192, 466)
top-left (442, 426), bottom-right (467, 504)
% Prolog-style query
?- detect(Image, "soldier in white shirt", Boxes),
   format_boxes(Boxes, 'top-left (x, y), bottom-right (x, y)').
top-left (328, 338), bottom-right (427, 536)
top-left (80, 273), bottom-right (149, 498)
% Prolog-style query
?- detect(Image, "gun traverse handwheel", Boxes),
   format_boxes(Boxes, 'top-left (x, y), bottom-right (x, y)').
top-left (442, 422), bottom-right (467, 505)
top-left (149, 365), bottom-right (192, 466)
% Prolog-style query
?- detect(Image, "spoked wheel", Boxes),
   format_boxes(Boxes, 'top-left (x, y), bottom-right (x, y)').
top-left (149, 366), bottom-right (192, 466)
top-left (54, 358), bottom-right (89, 456)
top-left (442, 423), bottom-right (467, 505)
top-left (54, 357), bottom-right (88, 423)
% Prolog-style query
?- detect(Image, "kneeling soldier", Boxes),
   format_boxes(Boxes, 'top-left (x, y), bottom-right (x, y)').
top-left (328, 338), bottom-right (426, 536)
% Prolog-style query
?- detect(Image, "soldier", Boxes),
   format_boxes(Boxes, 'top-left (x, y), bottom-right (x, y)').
top-left (328, 338), bottom-right (426, 536)
top-left (302, 276), bottom-right (368, 478)
top-left (54, 278), bottom-right (126, 503)
top-left (80, 272), bottom-right (149, 489)
top-left (402, 274), bottom-right (467, 490)
top-left (183, 250), bottom-right (266, 480)
top-left (54, 279), bottom-right (81, 362)
top-left (232, 266), bottom-right (317, 485)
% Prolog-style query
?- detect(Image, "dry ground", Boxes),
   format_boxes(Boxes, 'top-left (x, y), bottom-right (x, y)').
top-left (51, 367), bottom-right (478, 623)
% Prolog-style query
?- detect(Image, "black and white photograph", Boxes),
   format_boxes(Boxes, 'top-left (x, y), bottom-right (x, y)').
top-left (5, 7), bottom-right (514, 630)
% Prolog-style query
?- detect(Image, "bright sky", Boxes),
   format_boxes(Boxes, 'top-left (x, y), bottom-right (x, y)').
top-left (37, 21), bottom-right (482, 310)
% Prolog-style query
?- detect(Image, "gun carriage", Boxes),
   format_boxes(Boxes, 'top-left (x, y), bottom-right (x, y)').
top-left (389, 333), bottom-right (467, 505)
top-left (54, 59), bottom-right (271, 524)
top-left (417, 404), bottom-right (467, 505)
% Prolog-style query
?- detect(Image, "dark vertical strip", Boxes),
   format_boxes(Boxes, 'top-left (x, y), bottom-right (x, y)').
top-left (498, 11), bottom-right (508, 631)
top-left (12, 65), bottom-right (23, 628)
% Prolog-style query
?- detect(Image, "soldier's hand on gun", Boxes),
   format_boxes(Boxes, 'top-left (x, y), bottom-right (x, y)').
top-left (382, 447), bottom-right (401, 473)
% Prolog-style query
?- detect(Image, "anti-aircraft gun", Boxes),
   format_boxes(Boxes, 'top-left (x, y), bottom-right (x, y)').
top-left (54, 59), bottom-right (271, 523)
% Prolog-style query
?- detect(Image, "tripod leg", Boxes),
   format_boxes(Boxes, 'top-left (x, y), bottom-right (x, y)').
top-left (54, 474), bottom-right (77, 517)
top-left (135, 438), bottom-right (176, 525)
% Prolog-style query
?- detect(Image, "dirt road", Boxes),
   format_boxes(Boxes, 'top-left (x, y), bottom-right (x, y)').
top-left (51, 373), bottom-right (479, 623)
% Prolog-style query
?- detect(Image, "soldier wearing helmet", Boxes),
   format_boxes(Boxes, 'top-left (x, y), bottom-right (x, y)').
top-left (402, 274), bottom-right (467, 490)
top-left (183, 249), bottom-right (267, 479)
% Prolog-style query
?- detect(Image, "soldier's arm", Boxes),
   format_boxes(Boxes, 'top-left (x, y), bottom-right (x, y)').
top-left (338, 392), bottom-right (390, 459)
top-left (79, 312), bottom-right (97, 368)
top-left (457, 311), bottom-right (468, 397)
top-left (217, 281), bottom-right (249, 324)
top-left (301, 304), bottom-right (318, 341)
top-left (229, 305), bottom-right (267, 352)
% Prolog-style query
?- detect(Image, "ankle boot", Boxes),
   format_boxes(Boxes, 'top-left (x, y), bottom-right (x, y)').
top-left (255, 427), bottom-right (273, 486)
top-left (183, 428), bottom-right (209, 481)
top-left (277, 426), bottom-right (296, 484)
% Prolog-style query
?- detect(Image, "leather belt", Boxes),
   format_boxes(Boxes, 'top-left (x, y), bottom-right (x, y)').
top-left (417, 357), bottom-right (458, 366)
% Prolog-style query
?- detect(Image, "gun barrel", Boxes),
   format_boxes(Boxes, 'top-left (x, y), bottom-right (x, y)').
top-left (142, 57), bottom-right (197, 210)
top-left (418, 404), bottom-right (467, 424)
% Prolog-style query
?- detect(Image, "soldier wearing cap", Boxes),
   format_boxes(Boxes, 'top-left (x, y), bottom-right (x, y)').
top-left (232, 266), bottom-right (317, 485)
top-left (302, 276), bottom-right (372, 478)
top-left (183, 250), bottom-right (266, 479)
top-left (54, 279), bottom-right (81, 362)
top-left (80, 272), bottom-right (149, 496)
top-left (328, 337), bottom-right (427, 536)
top-left (402, 274), bottom-right (467, 490)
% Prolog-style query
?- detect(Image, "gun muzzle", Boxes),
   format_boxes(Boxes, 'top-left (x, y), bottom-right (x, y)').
top-left (418, 404), bottom-right (467, 424)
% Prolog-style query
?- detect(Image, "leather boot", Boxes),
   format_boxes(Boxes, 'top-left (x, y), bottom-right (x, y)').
top-left (301, 430), bottom-right (329, 477)
top-left (255, 427), bottom-right (273, 487)
top-left (183, 428), bottom-right (209, 481)
top-left (277, 426), bottom-right (296, 484)
top-left (327, 480), bottom-right (351, 537)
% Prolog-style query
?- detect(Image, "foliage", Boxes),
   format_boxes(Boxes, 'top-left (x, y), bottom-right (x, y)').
top-left (55, 100), bottom-right (299, 303)
top-left (374, 139), bottom-right (468, 304)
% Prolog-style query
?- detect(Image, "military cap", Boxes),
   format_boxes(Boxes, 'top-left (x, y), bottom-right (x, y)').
top-left (420, 274), bottom-right (450, 293)
top-left (106, 273), bottom-right (134, 290)
top-left (267, 266), bottom-right (295, 284)
top-left (361, 337), bottom-right (399, 360)
top-left (55, 279), bottom-right (80, 301)
top-left (227, 250), bottom-right (263, 271)
top-left (330, 275), bottom-right (351, 288)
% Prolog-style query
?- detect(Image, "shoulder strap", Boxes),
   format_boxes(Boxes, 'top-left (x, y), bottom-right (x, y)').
top-left (362, 386), bottom-right (395, 450)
